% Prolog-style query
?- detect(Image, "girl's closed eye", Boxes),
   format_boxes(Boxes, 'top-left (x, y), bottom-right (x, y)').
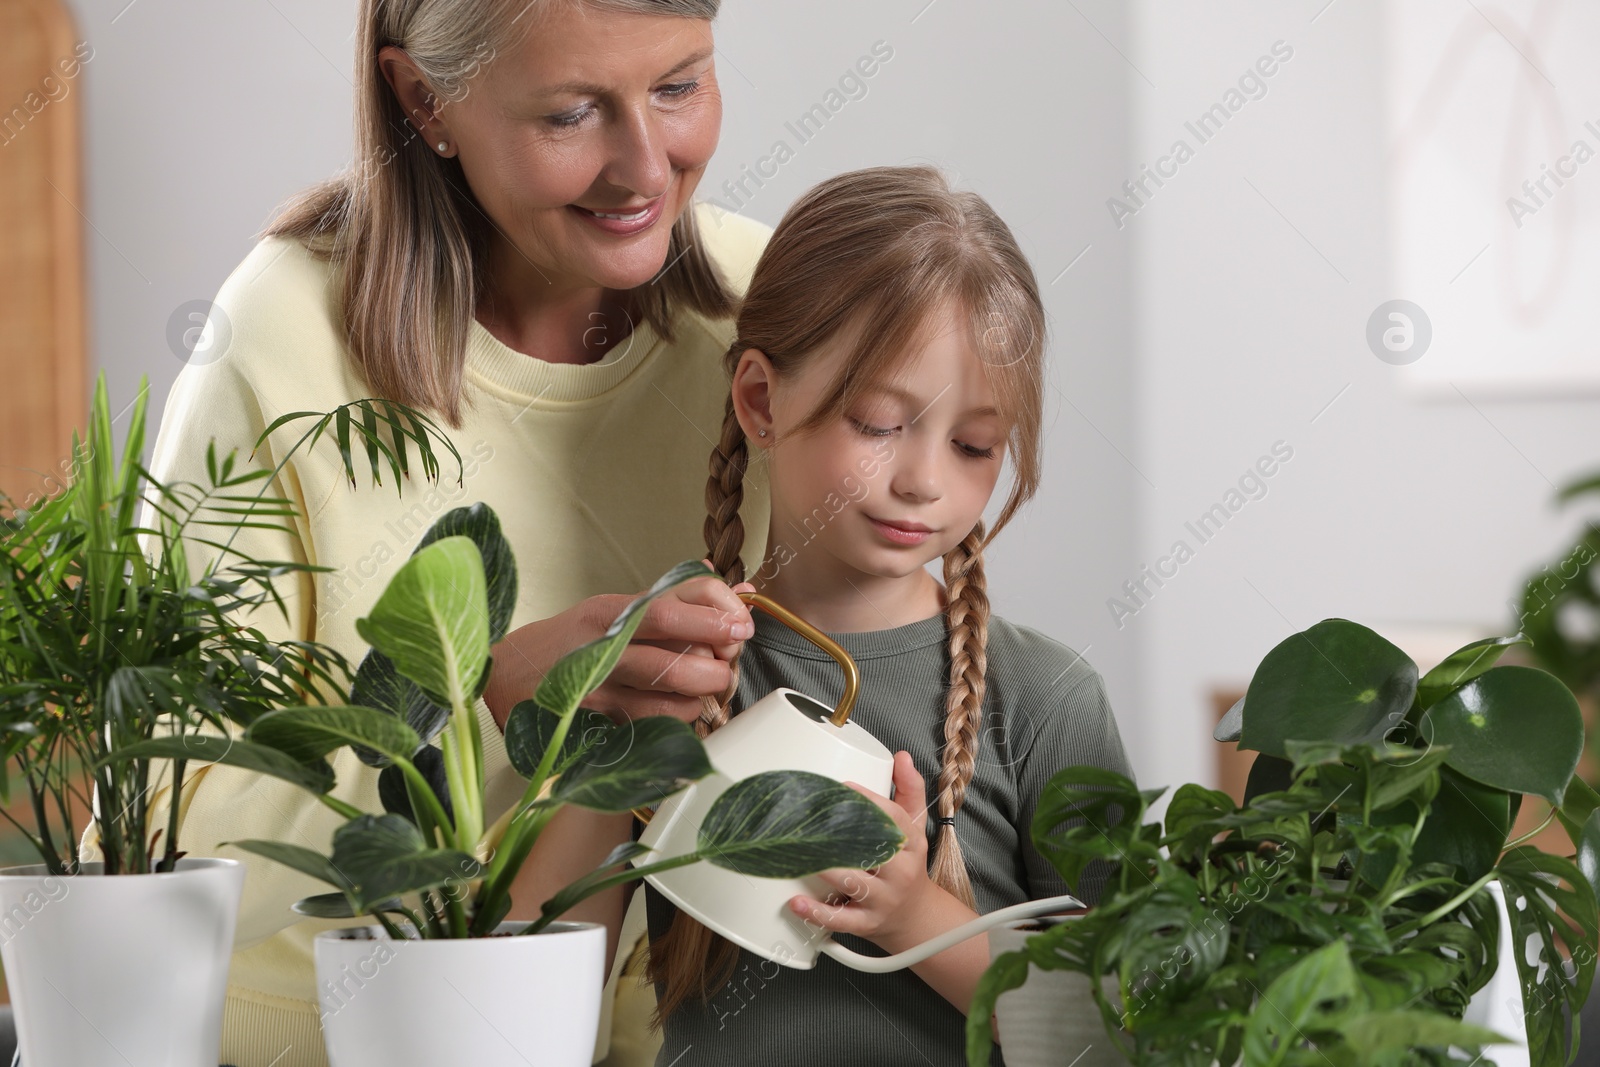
top-left (848, 416), bottom-right (897, 438)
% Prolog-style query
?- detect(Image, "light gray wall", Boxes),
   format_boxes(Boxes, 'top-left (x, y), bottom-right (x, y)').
top-left (1126, 0), bottom-right (1600, 799)
top-left (57, 0), bottom-right (1144, 764)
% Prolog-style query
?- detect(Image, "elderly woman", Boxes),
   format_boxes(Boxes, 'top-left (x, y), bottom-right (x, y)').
top-left (147, 1), bottom-right (769, 1063)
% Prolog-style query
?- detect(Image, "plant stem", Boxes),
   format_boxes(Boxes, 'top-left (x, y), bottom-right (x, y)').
top-left (1390, 871), bottom-right (1496, 938)
top-left (1503, 807), bottom-right (1555, 851)
top-left (519, 851), bottom-right (703, 936)
top-left (319, 794), bottom-right (365, 821)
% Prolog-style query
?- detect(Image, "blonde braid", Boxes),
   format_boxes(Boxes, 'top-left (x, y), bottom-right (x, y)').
top-left (929, 522), bottom-right (990, 911)
top-left (645, 391), bottom-right (749, 1025)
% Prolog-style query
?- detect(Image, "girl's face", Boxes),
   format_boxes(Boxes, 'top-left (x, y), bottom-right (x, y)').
top-left (741, 300), bottom-right (1011, 585)
top-left (393, 3), bottom-right (722, 294)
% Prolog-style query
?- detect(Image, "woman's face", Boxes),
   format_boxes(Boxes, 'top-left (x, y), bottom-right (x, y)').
top-left (413, 3), bottom-right (721, 294)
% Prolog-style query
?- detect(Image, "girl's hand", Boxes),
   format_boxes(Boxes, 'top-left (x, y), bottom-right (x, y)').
top-left (484, 562), bottom-right (755, 727)
top-left (787, 750), bottom-right (942, 948)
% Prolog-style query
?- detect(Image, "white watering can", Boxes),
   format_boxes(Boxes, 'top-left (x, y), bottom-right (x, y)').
top-left (636, 592), bottom-right (1085, 973)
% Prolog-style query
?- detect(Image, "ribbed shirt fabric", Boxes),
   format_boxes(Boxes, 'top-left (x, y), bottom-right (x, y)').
top-left (134, 201), bottom-right (773, 1067)
top-left (644, 606), bottom-right (1134, 1067)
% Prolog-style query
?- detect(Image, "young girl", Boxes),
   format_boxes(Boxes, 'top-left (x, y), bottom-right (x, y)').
top-left (639, 165), bottom-right (1135, 1066)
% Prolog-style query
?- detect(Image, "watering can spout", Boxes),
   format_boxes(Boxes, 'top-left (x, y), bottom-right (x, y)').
top-left (816, 894), bottom-right (1087, 973)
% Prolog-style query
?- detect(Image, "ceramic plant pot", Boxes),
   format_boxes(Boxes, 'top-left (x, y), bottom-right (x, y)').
top-left (0, 857), bottom-right (244, 1067)
top-left (314, 920), bottom-right (606, 1067)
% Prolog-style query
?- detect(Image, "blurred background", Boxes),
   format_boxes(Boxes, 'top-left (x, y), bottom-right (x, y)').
top-left (3, 0), bottom-right (1598, 827)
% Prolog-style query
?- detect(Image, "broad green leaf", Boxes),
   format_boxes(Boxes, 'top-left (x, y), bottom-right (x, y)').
top-left (226, 839), bottom-right (351, 890)
top-left (1238, 619), bottom-right (1417, 760)
top-left (535, 560), bottom-right (713, 718)
top-left (246, 705), bottom-right (420, 767)
top-left (1423, 666), bottom-right (1582, 805)
top-left (1243, 753), bottom-right (1295, 806)
top-left (330, 814), bottom-right (481, 910)
top-left (355, 537), bottom-right (489, 711)
top-left (1031, 766), bottom-right (1155, 892)
top-left (1213, 695), bottom-right (1244, 743)
top-left (1579, 807), bottom-right (1600, 906)
top-left (292, 892), bottom-right (402, 920)
top-left (1415, 634), bottom-right (1531, 710)
top-left (349, 649), bottom-right (451, 762)
top-left (414, 504), bottom-right (517, 644)
top-left (103, 735), bottom-right (334, 795)
top-left (503, 701), bottom-right (613, 779)
top-left (551, 716), bottom-right (713, 812)
top-left (1557, 771), bottom-right (1600, 851)
top-left (1340, 1009), bottom-right (1507, 1058)
top-left (697, 770), bottom-right (904, 878)
top-left (1412, 767), bottom-right (1511, 883)
top-left (1241, 940), bottom-right (1361, 1067)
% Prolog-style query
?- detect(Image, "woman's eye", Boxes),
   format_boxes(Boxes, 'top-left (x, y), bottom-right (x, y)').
top-left (848, 418), bottom-right (896, 438)
top-left (547, 106), bottom-right (591, 130)
top-left (658, 80), bottom-right (701, 100)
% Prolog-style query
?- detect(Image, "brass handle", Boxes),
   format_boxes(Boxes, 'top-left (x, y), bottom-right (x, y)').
top-left (736, 592), bottom-right (859, 728)
top-left (632, 591), bottom-right (862, 826)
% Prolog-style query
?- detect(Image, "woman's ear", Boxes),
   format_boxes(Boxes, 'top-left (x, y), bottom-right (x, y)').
top-left (378, 45), bottom-right (451, 147)
top-left (731, 348), bottom-right (777, 445)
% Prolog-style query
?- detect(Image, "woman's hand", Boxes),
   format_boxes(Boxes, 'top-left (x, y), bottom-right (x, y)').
top-left (787, 751), bottom-right (955, 948)
top-left (483, 563), bottom-right (756, 728)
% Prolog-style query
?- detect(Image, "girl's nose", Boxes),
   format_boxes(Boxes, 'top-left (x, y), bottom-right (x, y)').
top-left (889, 444), bottom-right (942, 503)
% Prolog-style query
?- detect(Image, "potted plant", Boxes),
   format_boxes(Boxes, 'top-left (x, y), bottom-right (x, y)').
top-left (0, 376), bottom-right (368, 1066)
top-left (111, 500), bottom-right (907, 1067)
top-left (967, 620), bottom-right (1600, 1067)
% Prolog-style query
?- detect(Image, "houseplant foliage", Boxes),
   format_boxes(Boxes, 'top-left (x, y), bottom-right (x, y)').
top-left (0, 374), bottom-right (359, 875)
top-left (1516, 469), bottom-right (1600, 705)
top-left (967, 620), bottom-right (1600, 1067)
top-left (109, 501), bottom-right (906, 941)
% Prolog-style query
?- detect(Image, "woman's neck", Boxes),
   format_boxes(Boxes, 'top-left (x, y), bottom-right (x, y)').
top-left (475, 243), bottom-right (635, 365)
top-left (755, 556), bottom-right (946, 635)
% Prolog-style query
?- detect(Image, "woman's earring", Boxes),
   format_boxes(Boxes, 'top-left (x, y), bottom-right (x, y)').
top-left (436, 141), bottom-right (449, 154)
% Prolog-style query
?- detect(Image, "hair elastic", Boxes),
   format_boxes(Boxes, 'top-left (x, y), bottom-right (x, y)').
top-left (936, 816), bottom-right (956, 827)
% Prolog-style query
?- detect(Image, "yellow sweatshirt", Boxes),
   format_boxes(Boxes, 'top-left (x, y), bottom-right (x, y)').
top-left (143, 201), bottom-right (771, 1067)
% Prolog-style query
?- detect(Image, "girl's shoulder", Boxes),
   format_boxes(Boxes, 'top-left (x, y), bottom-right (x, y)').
top-left (981, 613), bottom-right (1112, 721)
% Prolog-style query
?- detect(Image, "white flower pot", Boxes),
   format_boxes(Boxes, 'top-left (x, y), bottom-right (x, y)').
top-left (0, 857), bottom-right (244, 1067)
top-left (314, 920), bottom-right (606, 1067)
top-left (988, 881), bottom-right (1531, 1067)
top-left (988, 921), bottom-right (1127, 1067)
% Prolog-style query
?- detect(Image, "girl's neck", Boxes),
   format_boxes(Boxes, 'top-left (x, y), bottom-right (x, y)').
top-left (755, 559), bottom-right (946, 634)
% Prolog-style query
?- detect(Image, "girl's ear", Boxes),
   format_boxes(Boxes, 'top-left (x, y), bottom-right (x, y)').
top-left (731, 348), bottom-right (777, 445)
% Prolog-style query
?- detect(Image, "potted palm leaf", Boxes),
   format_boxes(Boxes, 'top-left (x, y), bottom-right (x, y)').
top-left (968, 621), bottom-right (1600, 1067)
top-left (107, 500), bottom-right (906, 1067)
top-left (0, 375), bottom-right (359, 1066)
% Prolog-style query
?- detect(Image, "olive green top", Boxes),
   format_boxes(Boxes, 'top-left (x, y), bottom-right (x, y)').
top-left (644, 606), bottom-right (1135, 1066)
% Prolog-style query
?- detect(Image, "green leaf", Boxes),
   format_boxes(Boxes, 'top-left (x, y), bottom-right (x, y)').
top-left (1241, 940), bottom-right (1361, 1067)
top-left (1213, 695), bottom-right (1244, 743)
top-left (414, 504), bottom-right (517, 644)
top-left (227, 839), bottom-right (351, 891)
top-left (1243, 753), bottom-right (1295, 806)
top-left (535, 560), bottom-right (713, 718)
top-left (329, 814), bottom-right (481, 910)
top-left (245, 705), bottom-right (420, 768)
top-left (355, 537), bottom-right (489, 710)
top-left (292, 892), bottom-right (402, 920)
top-left (1558, 775), bottom-right (1600, 851)
top-left (349, 650), bottom-right (451, 760)
top-left (533, 841), bottom-right (654, 926)
top-left (1412, 767), bottom-right (1511, 883)
top-left (1497, 849), bottom-right (1599, 1065)
top-left (1239, 619), bottom-right (1418, 760)
top-left (1415, 634), bottom-right (1531, 710)
top-left (696, 770), bottom-right (904, 878)
top-left (378, 745), bottom-right (453, 826)
top-left (1031, 766), bottom-right (1154, 893)
top-left (102, 735), bottom-right (335, 795)
top-left (1579, 808), bottom-right (1600, 906)
top-left (965, 949), bottom-right (1032, 1065)
top-left (1339, 1009), bottom-right (1507, 1057)
top-left (551, 716), bottom-right (713, 813)
top-left (1423, 666), bottom-right (1583, 805)
top-left (503, 701), bottom-right (613, 779)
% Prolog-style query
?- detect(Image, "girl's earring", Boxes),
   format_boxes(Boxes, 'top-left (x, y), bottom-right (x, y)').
top-left (757, 429), bottom-right (768, 438)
